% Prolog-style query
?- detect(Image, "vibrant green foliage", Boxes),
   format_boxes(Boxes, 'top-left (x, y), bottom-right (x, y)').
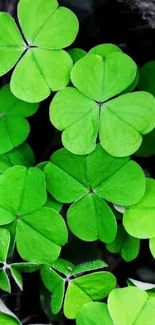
top-left (0, 84), bottom-right (39, 153)
top-left (0, 300), bottom-right (21, 325)
top-left (44, 145), bottom-right (145, 243)
top-left (76, 302), bottom-right (113, 325)
top-left (108, 287), bottom-right (155, 325)
top-left (0, 166), bottom-right (68, 263)
top-left (41, 259), bottom-right (116, 319)
top-left (0, 0), bottom-right (79, 103)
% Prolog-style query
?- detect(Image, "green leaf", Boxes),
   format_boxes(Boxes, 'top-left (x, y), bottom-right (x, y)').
top-left (71, 260), bottom-right (108, 275)
top-left (51, 280), bottom-right (65, 315)
top-left (76, 302), bottom-right (114, 325)
top-left (10, 262), bottom-right (39, 273)
top-left (100, 91), bottom-right (155, 157)
top-left (44, 194), bottom-right (63, 212)
top-left (11, 48), bottom-right (73, 103)
top-left (16, 207), bottom-right (68, 263)
top-left (0, 166), bottom-right (47, 217)
top-left (108, 287), bottom-right (155, 325)
top-left (10, 266), bottom-right (23, 290)
top-left (123, 178), bottom-right (155, 239)
top-left (3, 221), bottom-right (17, 256)
top-left (0, 142), bottom-right (35, 174)
top-left (64, 271), bottom-right (116, 319)
top-left (18, 0), bottom-right (78, 49)
top-left (68, 48), bottom-right (87, 63)
top-left (0, 270), bottom-right (11, 293)
top-left (138, 61), bottom-right (155, 96)
top-left (41, 265), bottom-right (63, 293)
top-left (135, 128), bottom-right (155, 157)
top-left (0, 300), bottom-right (21, 324)
top-left (71, 52), bottom-right (137, 102)
top-left (0, 13), bottom-right (25, 76)
top-left (50, 258), bottom-right (75, 276)
top-left (106, 225), bottom-right (140, 262)
top-left (67, 194), bottom-right (117, 243)
top-left (0, 228), bottom-right (10, 262)
top-left (89, 43), bottom-right (122, 57)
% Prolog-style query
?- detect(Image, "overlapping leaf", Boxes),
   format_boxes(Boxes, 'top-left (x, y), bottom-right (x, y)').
top-left (0, 166), bottom-right (68, 263)
top-left (0, 300), bottom-right (21, 324)
top-left (50, 52), bottom-right (155, 157)
top-left (44, 145), bottom-right (145, 243)
top-left (0, 0), bottom-right (79, 102)
top-left (76, 302), bottom-right (114, 325)
top-left (0, 84), bottom-right (39, 153)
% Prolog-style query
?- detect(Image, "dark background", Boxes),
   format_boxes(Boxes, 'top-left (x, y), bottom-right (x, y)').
top-left (1, 0), bottom-right (155, 324)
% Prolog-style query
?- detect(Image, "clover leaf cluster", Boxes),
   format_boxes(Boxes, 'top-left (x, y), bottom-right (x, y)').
top-left (0, 0), bottom-right (155, 324)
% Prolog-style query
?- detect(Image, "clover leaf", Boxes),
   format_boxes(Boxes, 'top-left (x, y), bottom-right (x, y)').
top-left (0, 0), bottom-right (79, 103)
top-left (0, 228), bottom-right (39, 292)
top-left (76, 302), bottom-right (113, 325)
top-left (0, 142), bottom-right (35, 174)
top-left (0, 84), bottom-right (39, 153)
top-left (0, 166), bottom-right (68, 263)
top-left (50, 51), bottom-right (155, 157)
top-left (106, 224), bottom-right (140, 262)
top-left (0, 300), bottom-right (21, 325)
top-left (68, 48), bottom-right (87, 63)
top-left (108, 287), bottom-right (155, 325)
top-left (41, 259), bottom-right (116, 319)
top-left (44, 144), bottom-right (145, 243)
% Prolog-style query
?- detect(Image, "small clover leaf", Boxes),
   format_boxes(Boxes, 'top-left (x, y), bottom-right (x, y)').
top-left (76, 302), bottom-right (114, 325)
top-left (89, 43), bottom-right (122, 57)
top-left (0, 142), bottom-right (35, 174)
top-left (0, 166), bottom-right (68, 263)
top-left (44, 145), bottom-right (145, 243)
top-left (108, 287), bottom-right (155, 325)
top-left (41, 260), bottom-right (116, 319)
top-left (0, 84), bottom-right (39, 154)
top-left (0, 0), bottom-right (79, 103)
top-left (50, 52), bottom-right (155, 156)
top-left (106, 224), bottom-right (140, 262)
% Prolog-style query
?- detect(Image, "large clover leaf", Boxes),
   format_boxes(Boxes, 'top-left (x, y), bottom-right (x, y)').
top-left (50, 52), bottom-right (155, 157)
top-left (41, 259), bottom-right (116, 319)
top-left (44, 144), bottom-right (145, 243)
top-left (0, 166), bottom-right (68, 263)
top-left (0, 84), bottom-right (39, 153)
top-left (108, 287), bottom-right (155, 325)
top-left (0, 0), bottom-right (79, 103)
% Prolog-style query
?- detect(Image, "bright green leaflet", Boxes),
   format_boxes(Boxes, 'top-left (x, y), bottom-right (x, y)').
top-left (0, 166), bottom-right (68, 263)
top-left (50, 259), bottom-right (107, 276)
top-left (50, 258), bottom-right (75, 276)
top-left (68, 48), bottom-right (87, 63)
top-left (0, 300), bottom-right (21, 325)
top-left (0, 84), bottom-right (39, 154)
top-left (50, 54), bottom-right (155, 156)
top-left (76, 302), bottom-right (114, 325)
top-left (89, 43), bottom-right (122, 57)
top-left (138, 61), bottom-right (155, 96)
top-left (106, 225), bottom-right (140, 262)
top-left (0, 0), bottom-right (79, 103)
top-left (128, 278), bottom-right (155, 297)
top-left (108, 287), bottom-right (155, 325)
top-left (0, 142), bottom-right (35, 174)
top-left (135, 128), bottom-right (155, 157)
top-left (123, 178), bottom-right (155, 239)
top-left (44, 145), bottom-right (145, 242)
top-left (64, 272), bottom-right (116, 319)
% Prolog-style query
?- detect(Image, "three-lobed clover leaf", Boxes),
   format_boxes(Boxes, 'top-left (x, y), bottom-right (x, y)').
top-left (0, 142), bottom-right (35, 174)
top-left (0, 0), bottom-right (79, 103)
top-left (0, 84), bottom-right (39, 153)
top-left (0, 228), bottom-right (39, 293)
top-left (41, 258), bottom-right (116, 319)
top-left (108, 287), bottom-right (155, 325)
top-left (0, 165), bottom-right (68, 263)
top-left (44, 144), bottom-right (145, 243)
top-left (76, 302), bottom-right (113, 325)
top-left (106, 224), bottom-right (140, 262)
top-left (50, 51), bottom-right (155, 157)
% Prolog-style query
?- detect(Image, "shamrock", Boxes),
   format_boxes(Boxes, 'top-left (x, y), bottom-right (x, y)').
top-left (0, 84), bottom-right (39, 154)
top-left (44, 144), bottom-right (145, 243)
top-left (108, 287), bottom-right (155, 325)
top-left (0, 228), bottom-right (39, 293)
top-left (0, 142), bottom-right (35, 174)
top-left (0, 166), bottom-right (68, 264)
top-left (41, 258), bottom-right (116, 319)
top-left (50, 51), bottom-right (155, 157)
top-left (0, 0), bottom-right (79, 103)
